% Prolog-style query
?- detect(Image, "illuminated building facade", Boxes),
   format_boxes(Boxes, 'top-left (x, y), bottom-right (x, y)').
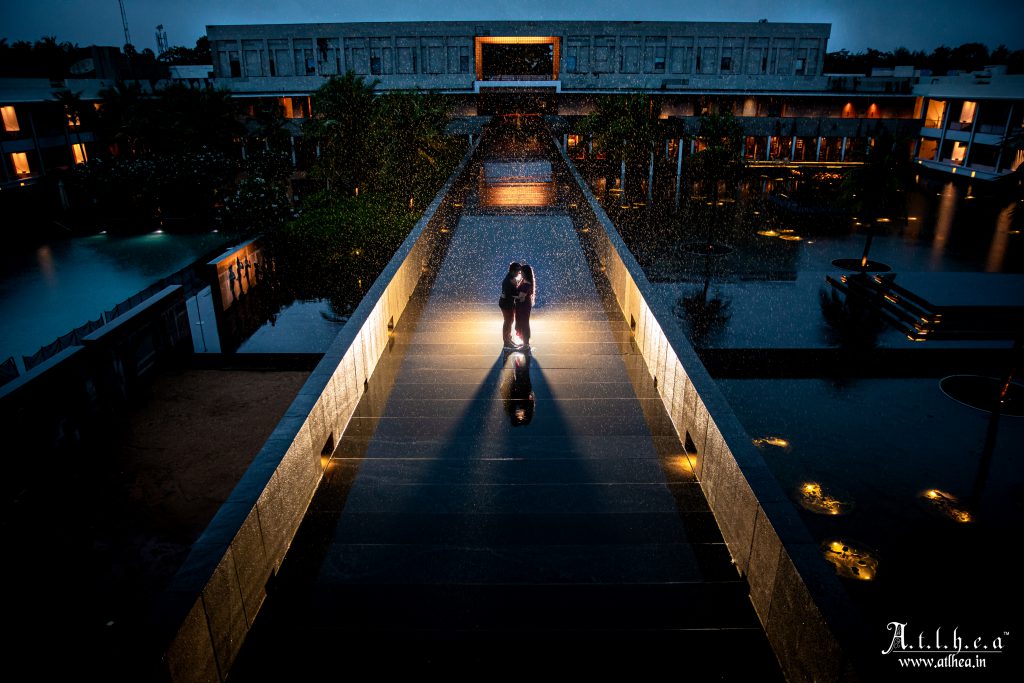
top-left (205, 20), bottom-right (933, 170)
top-left (0, 79), bottom-right (95, 187)
top-left (913, 66), bottom-right (1024, 180)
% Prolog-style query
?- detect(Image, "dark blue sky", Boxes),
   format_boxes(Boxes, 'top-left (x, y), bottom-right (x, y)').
top-left (2, 0), bottom-right (1021, 54)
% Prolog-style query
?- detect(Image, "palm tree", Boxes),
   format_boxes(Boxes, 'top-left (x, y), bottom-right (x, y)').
top-left (54, 89), bottom-right (88, 164)
top-left (304, 71), bottom-right (380, 193)
top-left (834, 129), bottom-right (913, 271)
top-left (96, 81), bottom-right (149, 156)
top-left (675, 111), bottom-right (744, 327)
top-left (581, 93), bottom-right (663, 202)
top-left (369, 90), bottom-right (456, 203)
top-left (687, 111), bottom-right (745, 251)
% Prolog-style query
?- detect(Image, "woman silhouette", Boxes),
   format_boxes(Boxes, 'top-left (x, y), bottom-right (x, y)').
top-left (499, 262), bottom-right (522, 347)
top-left (515, 263), bottom-right (536, 349)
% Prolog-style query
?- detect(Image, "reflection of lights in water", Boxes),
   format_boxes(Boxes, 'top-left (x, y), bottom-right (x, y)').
top-left (823, 541), bottom-right (877, 580)
top-left (921, 489), bottom-right (972, 522)
top-left (36, 245), bottom-right (57, 286)
top-left (757, 230), bottom-right (779, 237)
top-left (481, 181), bottom-right (554, 207)
top-left (798, 482), bottom-right (847, 515)
top-left (779, 234), bottom-right (803, 241)
top-left (985, 203), bottom-right (1014, 272)
top-left (752, 436), bottom-right (790, 450)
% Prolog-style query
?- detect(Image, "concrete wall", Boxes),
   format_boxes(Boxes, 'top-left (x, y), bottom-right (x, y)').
top-left (156, 142), bottom-right (477, 682)
top-left (208, 20), bottom-right (830, 95)
top-left (557, 143), bottom-right (866, 681)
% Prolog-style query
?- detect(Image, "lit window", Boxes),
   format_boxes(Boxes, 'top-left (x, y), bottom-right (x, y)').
top-left (951, 141), bottom-right (967, 164)
top-left (72, 143), bottom-right (87, 164)
top-left (2, 106), bottom-right (20, 132)
top-left (925, 99), bottom-right (946, 128)
top-left (280, 97), bottom-right (295, 118)
top-left (11, 152), bottom-right (30, 175)
top-left (960, 100), bottom-right (976, 125)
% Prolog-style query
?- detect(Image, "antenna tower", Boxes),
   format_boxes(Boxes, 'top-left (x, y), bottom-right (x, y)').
top-left (118, 0), bottom-right (132, 47)
top-left (156, 24), bottom-right (168, 54)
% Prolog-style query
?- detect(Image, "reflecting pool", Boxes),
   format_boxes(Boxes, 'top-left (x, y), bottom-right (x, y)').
top-left (0, 231), bottom-right (236, 366)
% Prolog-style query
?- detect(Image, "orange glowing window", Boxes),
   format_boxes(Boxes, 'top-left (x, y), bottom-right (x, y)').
top-left (951, 141), bottom-right (967, 164)
top-left (2, 106), bottom-right (20, 132)
top-left (72, 143), bottom-right (87, 164)
top-left (960, 100), bottom-right (976, 125)
top-left (11, 152), bottom-right (30, 175)
top-left (925, 99), bottom-right (946, 128)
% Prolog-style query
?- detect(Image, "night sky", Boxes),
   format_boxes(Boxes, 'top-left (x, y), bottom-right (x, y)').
top-left (1, 0), bottom-right (1022, 54)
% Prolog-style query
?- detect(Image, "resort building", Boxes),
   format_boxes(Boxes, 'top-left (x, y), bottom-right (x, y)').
top-left (913, 65), bottom-right (1024, 180)
top-left (0, 78), bottom-right (95, 187)
top-left (205, 20), bottom-right (935, 169)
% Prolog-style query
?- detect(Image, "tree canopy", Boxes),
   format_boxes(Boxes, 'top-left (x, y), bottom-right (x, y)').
top-left (824, 42), bottom-right (1024, 75)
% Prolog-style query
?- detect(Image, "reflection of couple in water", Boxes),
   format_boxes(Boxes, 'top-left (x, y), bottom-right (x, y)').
top-left (498, 261), bottom-right (536, 350)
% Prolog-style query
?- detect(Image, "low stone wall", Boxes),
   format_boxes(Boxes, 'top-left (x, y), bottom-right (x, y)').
top-left (0, 285), bottom-right (192, 456)
top-left (557, 144), bottom-right (865, 682)
top-left (157, 143), bottom-right (476, 683)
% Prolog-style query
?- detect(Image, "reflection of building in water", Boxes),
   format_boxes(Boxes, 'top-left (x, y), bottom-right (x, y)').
top-left (479, 160), bottom-right (554, 208)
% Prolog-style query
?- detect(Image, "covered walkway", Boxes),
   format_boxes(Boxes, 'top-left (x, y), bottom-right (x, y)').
top-left (231, 127), bottom-right (780, 677)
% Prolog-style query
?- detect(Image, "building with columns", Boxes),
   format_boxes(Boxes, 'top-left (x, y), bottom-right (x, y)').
top-left (914, 66), bottom-right (1024, 181)
top-left (205, 20), bottom-right (943, 173)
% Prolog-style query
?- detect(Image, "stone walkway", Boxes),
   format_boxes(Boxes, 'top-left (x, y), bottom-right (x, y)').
top-left (231, 138), bottom-right (781, 678)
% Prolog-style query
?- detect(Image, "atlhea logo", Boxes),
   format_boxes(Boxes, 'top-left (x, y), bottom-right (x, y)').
top-left (882, 622), bottom-right (1007, 656)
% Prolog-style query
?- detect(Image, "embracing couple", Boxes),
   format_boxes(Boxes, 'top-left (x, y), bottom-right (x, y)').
top-left (498, 261), bottom-right (537, 350)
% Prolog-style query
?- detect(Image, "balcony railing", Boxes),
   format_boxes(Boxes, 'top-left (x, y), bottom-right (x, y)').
top-left (482, 74), bottom-right (556, 81)
top-left (977, 123), bottom-right (1005, 135)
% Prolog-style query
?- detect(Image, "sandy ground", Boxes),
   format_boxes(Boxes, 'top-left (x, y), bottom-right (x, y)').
top-left (4, 365), bottom-right (310, 673)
